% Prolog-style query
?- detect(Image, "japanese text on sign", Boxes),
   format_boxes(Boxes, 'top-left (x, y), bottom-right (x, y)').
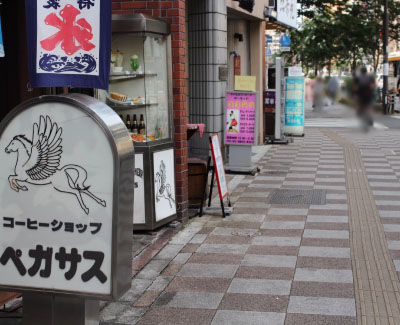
top-left (25, 0), bottom-right (111, 89)
top-left (225, 92), bottom-right (257, 145)
top-left (0, 102), bottom-right (115, 296)
top-left (285, 77), bottom-right (305, 128)
top-left (1, 246), bottom-right (106, 283)
top-left (37, 0), bottom-right (100, 74)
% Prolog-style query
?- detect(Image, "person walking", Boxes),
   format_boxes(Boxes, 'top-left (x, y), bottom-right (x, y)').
top-left (327, 76), bottom-right (339, 104)
top-left (353, 66), bottom-right (375, 131)
top-left (313, 76), bottom-right (325, 112)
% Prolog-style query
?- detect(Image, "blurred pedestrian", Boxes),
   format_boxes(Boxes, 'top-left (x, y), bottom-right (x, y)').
top-left (313, 76), bottom-right (325, 112)
top-left (327, 77), bottom-right (339, 104)
top-left (353, 66), bottom-right (375, 131)
top-left (305, 75), bottom-right (315, 101)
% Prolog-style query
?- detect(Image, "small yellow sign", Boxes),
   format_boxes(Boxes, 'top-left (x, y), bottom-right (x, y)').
top-left (234, 76), bottom-right (256, 92)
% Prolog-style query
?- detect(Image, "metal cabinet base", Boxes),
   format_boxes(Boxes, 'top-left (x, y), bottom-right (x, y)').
top-left (133, 141), bottom-right (177, 231)
top-left (24, 293), bottom-right (98, 325)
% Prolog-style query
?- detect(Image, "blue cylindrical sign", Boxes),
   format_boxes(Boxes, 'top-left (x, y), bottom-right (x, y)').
top-left (280, 35), bottom-right (291, 47)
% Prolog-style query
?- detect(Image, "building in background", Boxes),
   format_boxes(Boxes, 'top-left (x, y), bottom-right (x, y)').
top-left (188, 0), bottom-right (296, 157)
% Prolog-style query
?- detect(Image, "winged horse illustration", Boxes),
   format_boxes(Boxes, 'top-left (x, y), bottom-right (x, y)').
top-left (155, 160), bottom-right (175, 209)
top-left (5, 115), bottom-right (106, 215)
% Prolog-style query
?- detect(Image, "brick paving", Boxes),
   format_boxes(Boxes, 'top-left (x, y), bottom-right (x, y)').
top-left (100, 127), bottom-right (400, 324)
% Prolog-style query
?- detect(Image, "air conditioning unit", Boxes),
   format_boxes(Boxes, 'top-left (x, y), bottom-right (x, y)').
top-left (267, 0), bottom-right (275, 8)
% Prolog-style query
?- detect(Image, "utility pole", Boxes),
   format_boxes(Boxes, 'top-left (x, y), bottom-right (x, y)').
top-left (383, 0), bottom-right (389, 115)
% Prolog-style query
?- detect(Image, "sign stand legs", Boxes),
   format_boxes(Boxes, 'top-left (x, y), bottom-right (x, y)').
top-left (198, 156), bottom-right (211, 218)
top-left (207, 163), bottom-right (215, 208)
top-left (205, 164), bottom-right (232, 218)
top-left (24, 293), bottom-right (99, 325)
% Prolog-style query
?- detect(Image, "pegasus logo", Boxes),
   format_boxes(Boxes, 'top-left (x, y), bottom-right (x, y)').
top-left (5, 115), bottom-right (106, 215)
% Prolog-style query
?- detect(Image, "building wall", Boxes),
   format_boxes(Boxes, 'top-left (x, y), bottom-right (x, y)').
top-left (187, 0), bottom-right (228, 157)
top-left (226, 0), bottom-right (266, 20)
top-left (188, 0), bottom-right (266, 157)
top-left (111, 0), bottom-right (189, 221)
top-left (250, 20), bottom-right (266, 144)
top-left (227, 19), bottom-right (251, 90)
top-left (226, 19), bottom-right (265, 145)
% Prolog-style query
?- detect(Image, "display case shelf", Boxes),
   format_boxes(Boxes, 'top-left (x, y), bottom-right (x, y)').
top-left (106, 100), bottom-right (158, 110)
top-left (109, 72), bottom-right (157, 82)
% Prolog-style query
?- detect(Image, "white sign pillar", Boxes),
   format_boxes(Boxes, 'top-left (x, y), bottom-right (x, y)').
top-left (0, 94), bottom-right (134, 324)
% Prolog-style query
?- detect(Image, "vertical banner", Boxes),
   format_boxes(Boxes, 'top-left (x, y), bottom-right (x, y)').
top-left (0, 16), bottom-right (4, 57)
top-left (25, 0), bottom-right (111, 89)
top-left (225, 91), bottom-right (257, 145)
top-left (234, 56), bottom-right (241, 75)
top-left (264, 90), bottom-right (275, 113)
top-left (284, 77), bottom-right (305, 136)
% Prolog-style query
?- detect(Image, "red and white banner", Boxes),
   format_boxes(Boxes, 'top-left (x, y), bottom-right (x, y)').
top-left (25, 0), bottom-right (111, 89)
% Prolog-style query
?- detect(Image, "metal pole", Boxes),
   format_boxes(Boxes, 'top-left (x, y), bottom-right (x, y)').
top-left (383, 0), bottom-right (389, 115)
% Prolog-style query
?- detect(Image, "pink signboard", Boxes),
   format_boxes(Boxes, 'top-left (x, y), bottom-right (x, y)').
top-left (225, 91), bottom-right (256, 145)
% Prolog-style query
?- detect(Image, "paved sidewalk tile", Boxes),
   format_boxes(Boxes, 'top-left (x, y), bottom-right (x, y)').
top-left (228, 278), bottom-right (291, 295)
top-left (288, 296), bottom-right (356, 317)
top-left (242, 254), bottom-right (297, 268)
top-left (196, 243), bottom-right (249, 254)
top-left (303, 229), bottom-right (349, 239)
top-left (251, 236), bottom-right (301, 246)
top-left (294, 268), bottom-right (353, 283)
top-left (299, 246), bottom-right (350, 258)
top-left (166, 277), bottom-right (231, 292)
top-left (285, 314), bottom-right (356, 325)
top-left (296, 256), bottom-right (352, 269)
top-left (236, 266), bottom-right (295, 280)
top-left (219, 293), bottom-right (289, 312)
top-left (261, 221), bottom-right (305, 230)
top-left (138, 307), bottom-right (215, 325)
top-left (291, 281), bottom-right (354, 298)
top-left (188, 253), bottom-right (244, 265)
top-left (178, 263), bottom-right (239, 278)
top-left (211, 310), bottom-right (285, 325)
top-left (154, 291), bottom-right (224, 309)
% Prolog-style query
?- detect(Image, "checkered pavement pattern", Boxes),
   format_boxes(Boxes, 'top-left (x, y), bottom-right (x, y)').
top-left (100, 128), bottom-right (400, 324)
top-left (339, 130), bottom-right (400, 280)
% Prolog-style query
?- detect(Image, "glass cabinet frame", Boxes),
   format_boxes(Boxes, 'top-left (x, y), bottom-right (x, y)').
top-left (98, 14), bottom-right (177, 231)
top-left (96, 14), bottom-right (174, 147)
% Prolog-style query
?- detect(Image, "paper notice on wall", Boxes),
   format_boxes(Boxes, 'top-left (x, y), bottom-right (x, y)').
top-left (235, 76), bottom-right (257, 92)
top-left (383, 63), bottom-right (389, 76)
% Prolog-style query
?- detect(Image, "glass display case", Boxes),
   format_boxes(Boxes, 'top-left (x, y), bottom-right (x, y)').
top-left (97, 14), bottom-right (176, 230)
top-left (97, 17), bottom-right (171, 144)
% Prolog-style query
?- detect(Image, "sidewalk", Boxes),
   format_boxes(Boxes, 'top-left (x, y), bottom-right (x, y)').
top-left (101, 124), bottom-right (400, 324)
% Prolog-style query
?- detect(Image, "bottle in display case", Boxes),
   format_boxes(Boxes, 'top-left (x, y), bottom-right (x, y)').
top-left (126, 114), bottom-right (132, 131)
top-left (132, 114), bottom-right (138, 134)
top-left (138, 114), bottom-right (146, 135)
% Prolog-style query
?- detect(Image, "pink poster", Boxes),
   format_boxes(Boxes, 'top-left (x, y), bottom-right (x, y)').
top-left (225, 92), bottom-right (256, 145)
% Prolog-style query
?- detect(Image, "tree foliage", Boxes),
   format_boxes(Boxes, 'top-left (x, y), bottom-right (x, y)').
top-left (285, 0), bottom-right (400, 75)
